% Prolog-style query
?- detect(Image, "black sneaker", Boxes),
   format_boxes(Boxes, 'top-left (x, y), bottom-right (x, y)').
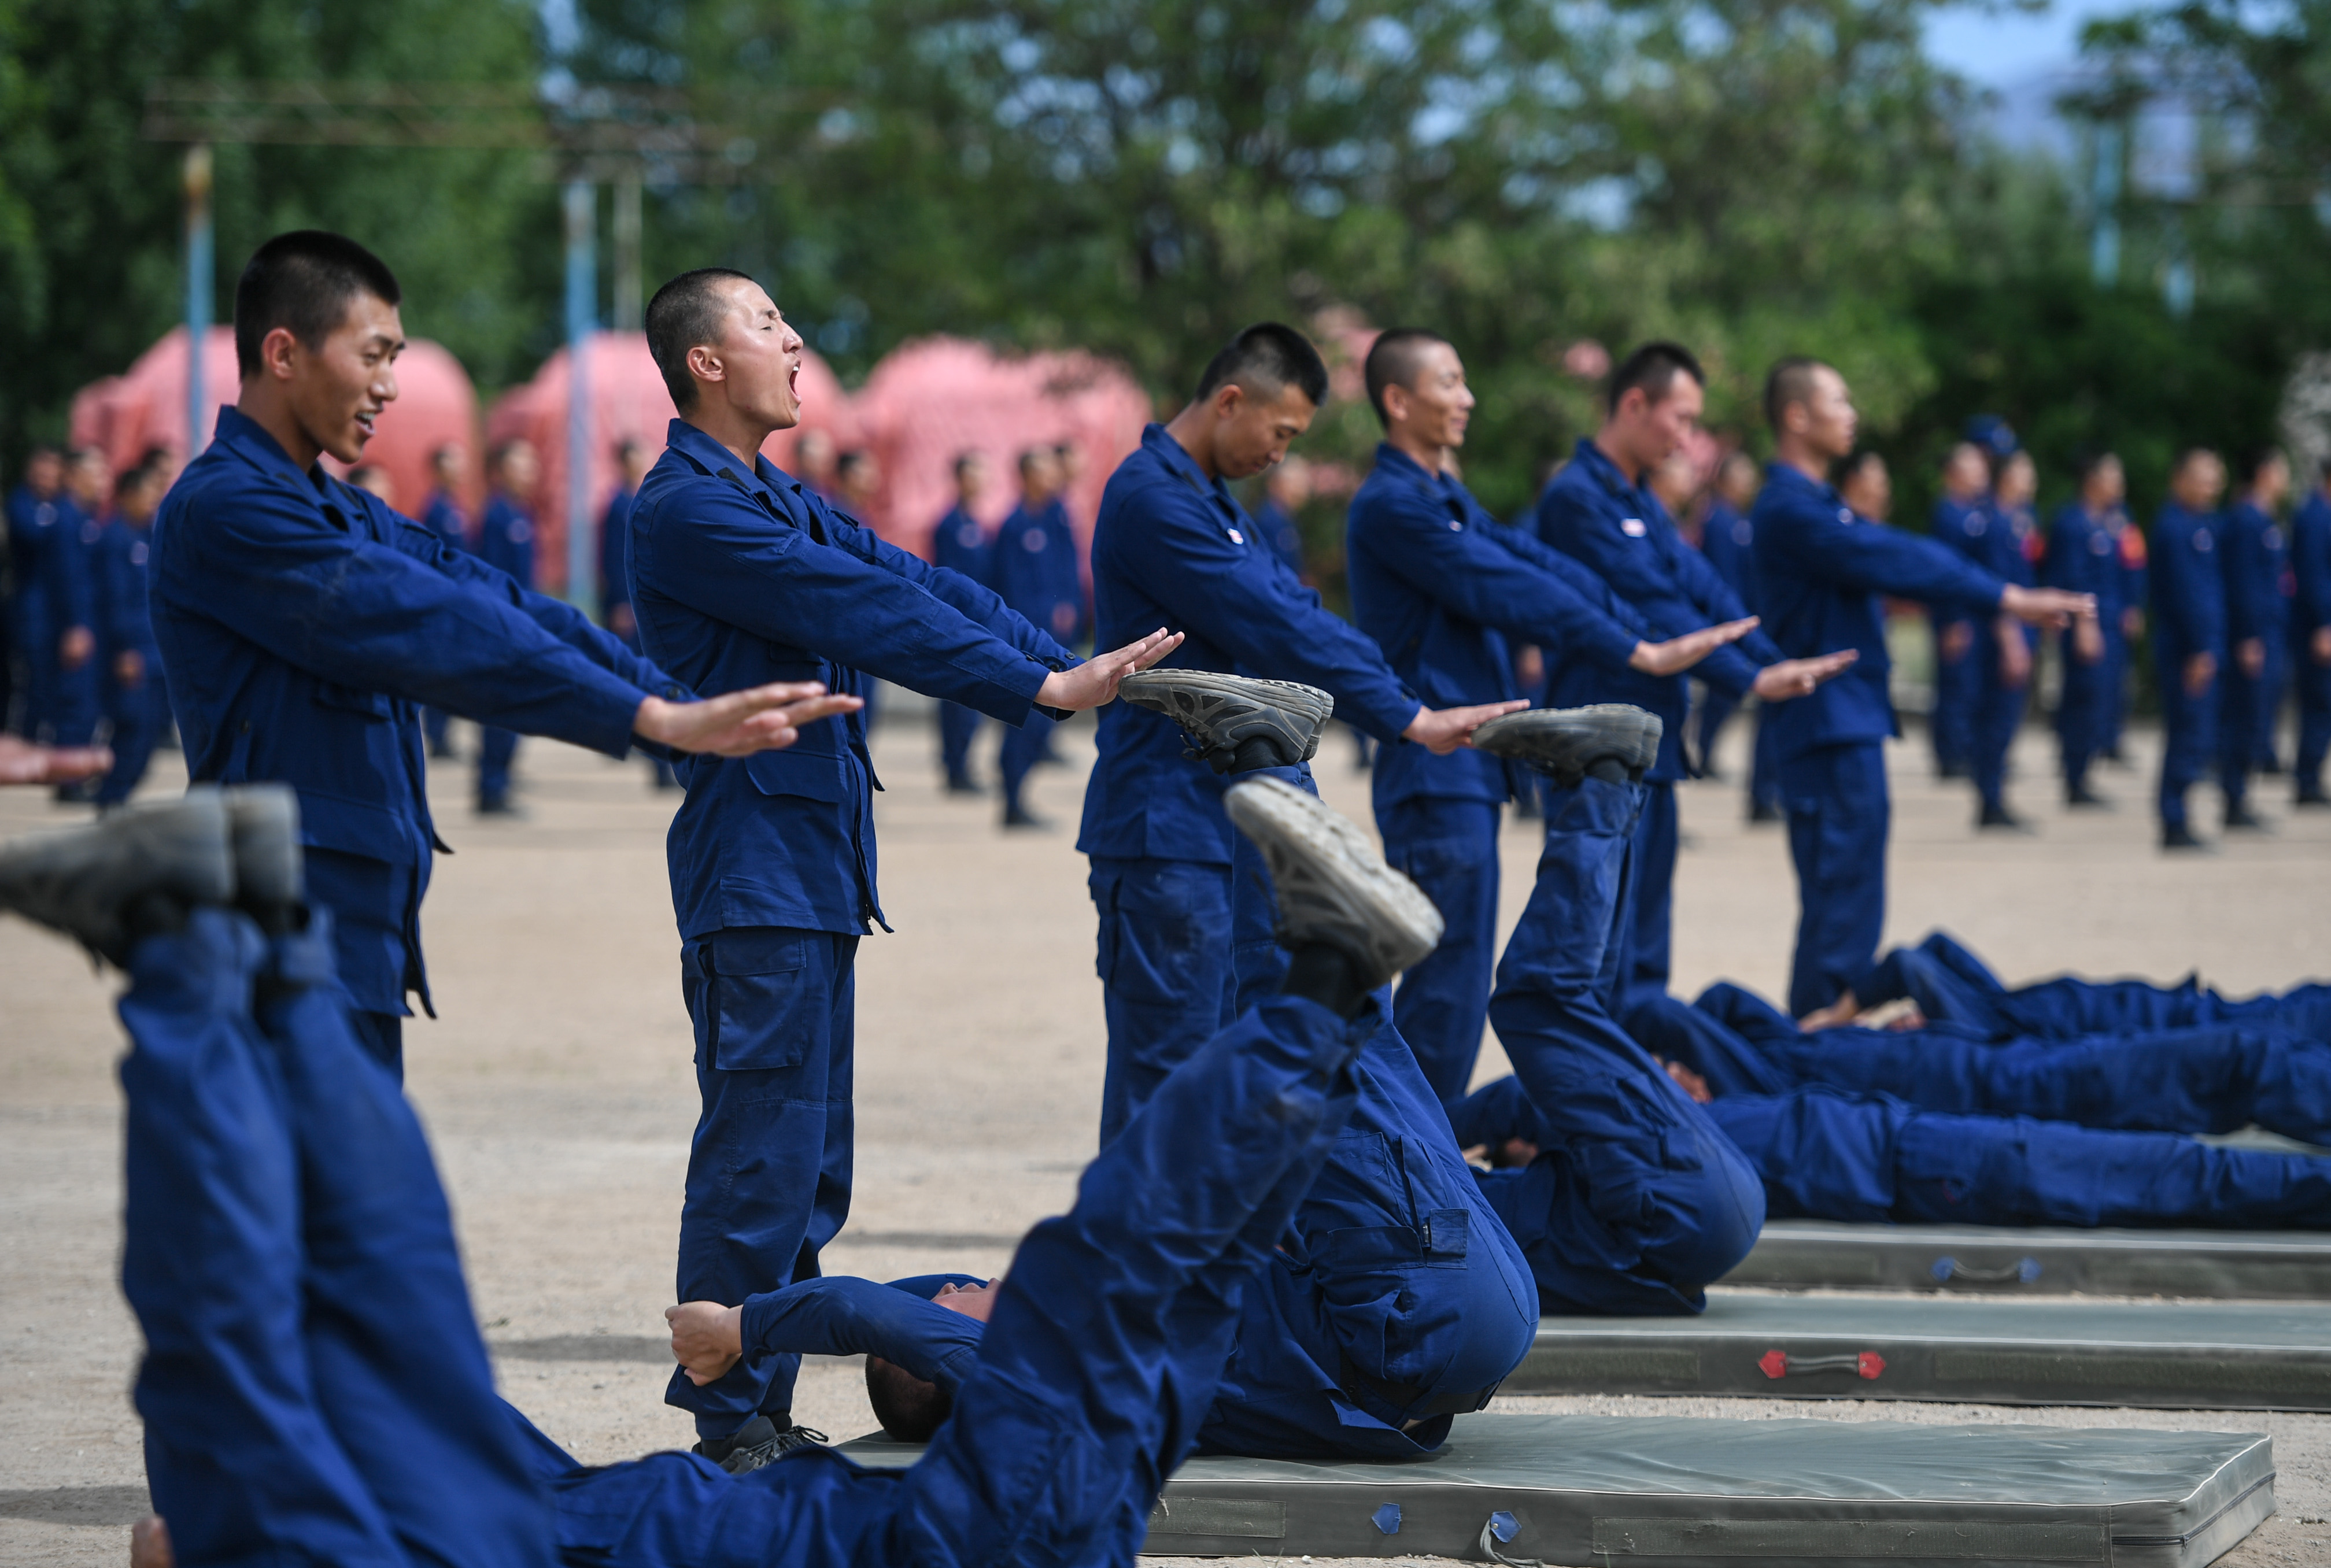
top-left (1977, 804), bottom-right (2034, 833)
top-left (2223, 802), bottom-right (2272, 833)
top-left (1118, 670), bottom-right (1333, 774)
top-left (0, 788), bottom-right (235, 964)
top-left (2161, 823), bottom-right (2212, 852)
top-left (1223, 776), bottom-right (1442, 990)
top-left (1001, 806), bottom-right (1052, 831)
top-left (944, 776), bottom-right (984, 797)
top-left (1472, 705), bottom-right (1661, 788)
top-left (2296, 788), bottom-right (2331, 810)
top-left (693, 1417), bottom-right (828, 1475)
top-left (1747, 800), bottom-right (1785, 824)
top-left (2064, 782), bottom-right (2112, 809)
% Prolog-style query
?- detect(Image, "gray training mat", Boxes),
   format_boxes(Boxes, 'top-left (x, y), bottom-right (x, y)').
top-left (1722, 1220), bottom-right (2331, 1299)
top-left (837, 1412), bottom-right (2274, 1565)
top-left (1509, 1290), bottom-right (2331, 1410)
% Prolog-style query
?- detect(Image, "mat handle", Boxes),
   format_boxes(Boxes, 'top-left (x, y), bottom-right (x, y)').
top-left (1757, 1349), bottom-right (1886, 1381)
top-left (1480, 1511), bottom-right (1542, 1566)
top-left (1929, 1255), bottom-right (2042, 1286)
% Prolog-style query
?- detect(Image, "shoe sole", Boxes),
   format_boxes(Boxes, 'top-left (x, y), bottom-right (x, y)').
top-left (1472, 705), bottom-right (1661, 781)
top-left (1119, 671), bottom-right (1333, 766)
top-left (1224, 776), bottom-right (1442, 983)
top-left (0, 789), bottom-right (235, 960)
top-left (223, 785), bottom-right (304, 907)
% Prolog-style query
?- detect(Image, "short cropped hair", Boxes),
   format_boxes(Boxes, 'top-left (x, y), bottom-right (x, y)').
top-left (1193, 323), bottom-right (1328, 410)
top-left (2171, 445), bottom-right (2219, 478)
top-left (952, 450), bottom-right (983, 479)
top-left (2238, 446), bottom-right (2286, 487)
top-left (2070, 448), bottom-right (2116, 485)
top-left (866, 1356), bottom-right (952, 1443)
top-left (1608, 342), bottom-right (1705, 412)
top-left (233, 231), bottom-right (401, 378)
top-left (1838, 449), bottom-right (1886, 487)
top-left (645, 267), bottom-right (757, 411)
top-left (1362, 328), bottom-right (1451, 425)
top-left (1762, 357), bottom-right (1830, 435)
top-left (1018, 447), bottom-right (1050, 476)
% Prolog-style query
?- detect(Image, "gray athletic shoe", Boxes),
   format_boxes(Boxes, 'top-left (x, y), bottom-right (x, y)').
top-left (1118, 670), bottom-right (1335, 774)
top-left (1224, 776), bottom-right (1443, 988)
top-left (223, 784), bottom-right (305, 910)
top-left (0, 787), bottom-right (234, 964)
top-left (1473, 704), bottom-right (1663, 787)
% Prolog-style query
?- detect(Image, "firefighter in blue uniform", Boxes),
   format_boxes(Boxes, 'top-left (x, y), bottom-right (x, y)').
top-left (472, 439), bottom-right (542, 815)
top-left (2043, 451), bottom-right (2129, 807)
top-left (2294, 463), bottom-right (2331, 807)
top-left (626, 265), bottom-right (1173, 1474)
top-left (2218, 447), bottom-right (2292, 827)
top-left (6, 448), bottom-right (72, 741)
top-left (1747, 359), bottom-right (2088, 1020)
top-left (1080, 322), bottom-right (1521, 1146)
top-left (991, 445), bottom-right (1087, 828)
top-left (929, 452), bottom-right (996, 795)
top-left (152, 231), bottom-right (841, 1083)
top-left (1926, 439), bottom-right (1994, 780)
top-left (1345, 328), bottom-right (1787, 1103)
top-left (1535, 342), bottom-right (1850, 1004)
top-left (599, 438), bottom-right (675, 791)
top-left (91, 460), bottom-right (170, 807)
top-left (2150, 446), bottom-right (2232, 849)
top-left (417, 442), bottom-right (472, 758)
top-left (1969, 447), bottom-right (2041, 830)
top-left (1694, 452), bottom-right (1783, 818)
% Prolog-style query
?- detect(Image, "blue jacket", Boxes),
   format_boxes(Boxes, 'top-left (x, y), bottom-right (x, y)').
top-left (991, 496), bottom-right (1085, 647)
top-left (1535, 439), bottom-right (1783, 781)
top-left (1255, 497), bottom-right (1307, 578)
top-left (930, 502), bottom-right (992, 586)
top-left (2294, 491), bottom-right (2331, 637)
top-left (1079, 424), bottom-right (1423, 866)
top-left (2222, 499), bottom-right (2291, 645)
top-left (1347, 442), bottom-right (1646, 808)
top-left (1929, 495), bottom-right (1991, 634)
top-left (6, 485), bottom-right (78, 637)
top-left (1989, 501), bottom-right (2038, 589)
top-left (1750, 464), bottom-right (2005, 760)
top-left (476, 493), bottom-right (537, 589)
top-left (2042, 502), bottom-right (2126, 624)
top-left (630, 419), bottom-right (1076, 939)
top-left (420, 489), bottom-right (468, 555)
top-left (599, 486), bottom-right (637, 620)
top-left (2149, 501), bottom-right (2226, 659)
top-left (93, 517), bottom-right (158, 661)
top-left (1698, 497), bottom-right (1759, 612)
top-left (152, 407), bottom-right (682, 1016)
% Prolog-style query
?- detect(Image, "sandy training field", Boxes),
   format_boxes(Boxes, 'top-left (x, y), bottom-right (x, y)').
top-left (4, 704), bottom-right (2326, 1566)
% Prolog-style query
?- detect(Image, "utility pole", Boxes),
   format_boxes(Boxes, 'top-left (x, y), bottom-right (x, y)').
top-left (564, 179), bottom-right (599, 616)
top-left (2089, 120), bottom-right (2123, 289)
top-left (613, 168), bottom-right (644, 332)
top-left (183, 144), bottom-right (213, 457)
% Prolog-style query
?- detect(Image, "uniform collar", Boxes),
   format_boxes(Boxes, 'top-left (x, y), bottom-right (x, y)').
top-left (1371, 441), bottom-right (1480, 510)
top-left (1764, 461), bottom-right (1841, 505)
top-left (663, 417), bottom-right (799, 507)
top-left (1571, 436), bottom-right (1644, 501)
top-left (212, 405), bottom-right (333, 495)
top-left (1142, 422), bottom-right (1236, 512)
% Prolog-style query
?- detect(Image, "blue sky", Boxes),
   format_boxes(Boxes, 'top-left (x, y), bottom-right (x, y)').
top-left (1923, 0), bottom-right (2149, 88)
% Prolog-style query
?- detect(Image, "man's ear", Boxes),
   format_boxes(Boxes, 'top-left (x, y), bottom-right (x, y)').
top-left (1210, 382), bottom-right (1246, 421)
top-left (261, 326), bottom-right (302, 382)
top-left (1381, 381), bottom-right (1410, 427)
top-left (686, 343), bottom-right (725, 395)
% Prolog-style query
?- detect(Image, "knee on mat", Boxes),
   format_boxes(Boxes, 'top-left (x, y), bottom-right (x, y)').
top-left (1635, 1126), bottom-right (1766, 1294)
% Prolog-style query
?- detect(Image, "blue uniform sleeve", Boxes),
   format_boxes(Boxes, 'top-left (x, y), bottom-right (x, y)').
top-left (164, 475), bottom-right (663, 756)
top-left (1126, 477), bottom-right (1424, 739)
top-left (2152, 515), bottom-right (2225, 654)
top-left (45, 515), bottom-right (95, 630)
top-left (644, 477), bottom-right (1063, 721)
top-left (2223, 508), bottom-right (2270, 642)
top-left (98, 532), bottom-right (139, 650)
top-left (599, 493), bottom-right (632, 608)
top-left (1363, 480), bottom-right (1646, 674)
top-left (2299, 500), bottom-right (2331, 628)
top-left (1764, 502), bottom-right (2005, 615)
top-left (737, 1277), bottom-right (984, 1395)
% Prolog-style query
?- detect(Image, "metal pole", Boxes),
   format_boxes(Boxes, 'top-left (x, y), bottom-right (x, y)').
top-left (563, 178), bottom-right (597, 612)
top-left (2089, 120), bottom-right (2122, 289)
top-left (612, 168), bottom-right (643, 332)
top-left (184, 143), bottom-right (213, 457)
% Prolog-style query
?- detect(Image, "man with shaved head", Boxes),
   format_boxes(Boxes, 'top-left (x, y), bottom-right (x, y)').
top-left (629, 265), bottom-right (1180, 1471)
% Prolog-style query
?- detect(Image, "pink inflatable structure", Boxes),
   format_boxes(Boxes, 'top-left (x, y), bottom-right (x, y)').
top-left (69, 326), bottom-right (480, 517)
top-left (484, 331), bottom-right (859, 595)
top-left (852, 337), bottom-right (1152, 561)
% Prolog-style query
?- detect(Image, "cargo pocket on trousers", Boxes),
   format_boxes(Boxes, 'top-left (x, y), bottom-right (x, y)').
top-left (709, 930), bottom-right (819, 1073)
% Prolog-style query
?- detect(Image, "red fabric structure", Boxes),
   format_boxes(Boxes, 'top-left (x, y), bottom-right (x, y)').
top-left (483, 330), bottom-right (858, 594)
top-left (69, 326), bottom-right (480, 519)
top-left (851, 337), bottom-right (1153, 561)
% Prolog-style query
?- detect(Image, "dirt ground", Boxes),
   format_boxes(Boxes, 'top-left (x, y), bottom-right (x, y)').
top-left (3, 700), bottom-right (2328, 1566)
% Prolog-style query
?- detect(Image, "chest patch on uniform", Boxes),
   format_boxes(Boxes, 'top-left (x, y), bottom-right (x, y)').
top-left (1227, 528), bottom-right (1244, 545)
top-left (1024, 528), bottom-right (1047, 551)
top-left (2090, 532), bottom-right (2112, 555)
top-left (510, 519), bottom-right (533, 543)
top-left (1837, 507), bottom-right (1856, 524)
top-left (2195, 530), bottom-right (2214, 552)
top-left (1621, 517), bottom-right (1647, 537)
top-left (2266, 527), bottom-right (2284, 550)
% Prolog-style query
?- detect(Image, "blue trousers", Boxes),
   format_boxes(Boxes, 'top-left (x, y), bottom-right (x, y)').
top-left (119, 908), bottom-right (556, 1567)
top-left (1930, 620), bottom-right (1978, 772)
top-left (1863, 929), bottom-right (2331, 1045)
top-left (1692, 689), bottom-right (1737, 778)
top-left (479, 724), bottom-right (520, 804)
top-left (1972, 630), bottom-right (2030, 812)
top-left (937, 700), bottom-right (982, 786)
top-left (1778, 741), bottom-right (1889, 1017)
top-left (1456, 774), bottom-right (1765, 1316)
top-left (1709, 1087), bottom-right (2331, 1230)
top-left (1377, 796), bottom-right (1502, 1105)
top-left (552, 993), bottom-right (1375, 1568)
top-left (423, 705), bottom-right (453, 754)
top-left (2056, 639), bottom-right (2112, 790)
top-left (1621, 779), bottom-right (1676, 1001)
top-left (2300, 644), bottom-right (2331, 793)
top-left (2220, 646), bottom-right (2282, 803)
top-left (672, 927), bottom-right (858, 1438)
top-left (95, 665), bottom-right (170, 806)
top-left (2157, 650), bottom-right (2219, 828)
top-left (1747, 704), bottom-right (1783, 815)
top-left (1089, 856), bottom-right (1235, 1145)
top-left (999, 711), bottom-right (1055, 816)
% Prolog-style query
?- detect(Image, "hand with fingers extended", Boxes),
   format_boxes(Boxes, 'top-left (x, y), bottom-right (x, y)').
top-left (1035, 628), bottom-right (1185, 711)
top-left (1751, 648), bottom-right (1859, 702)
top-left (1629, 616), bottom-right (1760, 677)
top-left (1999, 585), bottom-right (2094, 628)
top-left (1403, 698), bottom-right (1531, 755)
top-left (633, 681), bottom-right (863, 757)
top-left (666, 1300), bottom-right (745, 1386)
top-left (0, 735), bottom-right (112, 785)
